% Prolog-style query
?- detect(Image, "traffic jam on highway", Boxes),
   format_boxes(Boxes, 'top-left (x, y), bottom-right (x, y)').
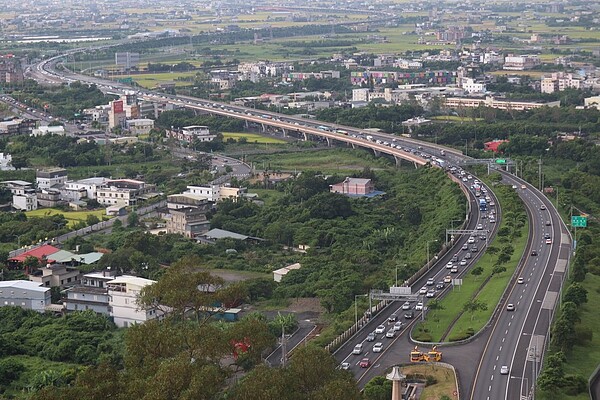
top-left (335, 153), bottom-right (499, 379)
top-left (34, 58), bottom-right (567, 399)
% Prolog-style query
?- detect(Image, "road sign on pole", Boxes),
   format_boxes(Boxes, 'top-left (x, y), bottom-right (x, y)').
top-left (571, 216), bottom-right (587, 228)
top-left (495, 159), bottom-right (507, 164)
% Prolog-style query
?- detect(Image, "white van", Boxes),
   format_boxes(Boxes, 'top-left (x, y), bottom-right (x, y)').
top-left (353, 344), bottom-right (363, 355)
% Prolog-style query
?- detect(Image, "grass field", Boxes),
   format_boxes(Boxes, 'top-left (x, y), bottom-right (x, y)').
top-left (222, 132), bottom-right (287, 144)
top-left (552, 273), bottom-right (600, 400)
top-left (401, 363), bottom-right (458, 400)
top-left (25, 208), bottom-right (107, 227)
top-left (123, 71), bottom-right (197, 89)
top-left (246, 148), bottom-right (392, 174)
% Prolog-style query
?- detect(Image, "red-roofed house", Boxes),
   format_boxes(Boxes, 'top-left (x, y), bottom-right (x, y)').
top-left (8, 245), bottom-right (61, 271)
top-left (484, 140), bottom-right (509, 153)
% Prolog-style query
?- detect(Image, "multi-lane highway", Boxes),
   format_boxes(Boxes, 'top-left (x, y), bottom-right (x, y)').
top-left (470, 173), bottom-right (570, 400)
top-left (28, 53), bottom-right (570, 399)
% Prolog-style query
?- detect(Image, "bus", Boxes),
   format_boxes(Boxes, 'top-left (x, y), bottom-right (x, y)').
top-left (317, 125), bottom-right (331, 131)
top-left (479, 198), bottom-right (487, 211)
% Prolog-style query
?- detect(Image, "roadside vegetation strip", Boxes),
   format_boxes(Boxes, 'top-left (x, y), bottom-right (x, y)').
top-left (413, 183), bottom-right (528, 342)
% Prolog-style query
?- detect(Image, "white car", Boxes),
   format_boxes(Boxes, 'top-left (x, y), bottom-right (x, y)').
top-left (402, 301), bottom-right (411, 310)
top-left (517, 277), bottom-right (524, 284)
top-left (375, 325), bottom-right (386, 334)
top-left (426, 278), bottom-right (435, 286)
top-left (500, 365), bottom-right (509, 375)
top-left (393, 321), bottom-right (403, 331)
top-left (426, 290), bottom-right (436, 298)
top-left (419, 286), bottom-right (428, 295)
top-left (468, 236), bottom-right (475, 244)
top-left (446, 262), bottom-right (453, 269)
top-left (460, 259), bottom-right (467, 266)
top-left (386, 330), bottom-right (395, 338)
top-left (341, 362), bottom-right (351, 370)
top-left (373, 342), bottom-right (384, 352)
top-left (415, 302), bottom-right (424, 310)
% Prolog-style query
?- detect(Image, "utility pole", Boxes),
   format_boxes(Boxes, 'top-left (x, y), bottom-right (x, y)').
top-left (538, 157), bottom-right (542, 191)
top-left (280, 324), bottom-right (287, 367)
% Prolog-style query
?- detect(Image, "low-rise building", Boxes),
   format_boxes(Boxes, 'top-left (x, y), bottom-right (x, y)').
top-left (29, 263), bottom-right (81, 289)
top-left (31, 125), bottom-right (66, 136)
top-left (37, 188), bottom-right (62, 208)
top-left (0, 280), bottom-right (51, 312)
top-left (540, 72), bottom-right (583, 94)
top-left (168, 125), bottom-right (216, 143)
top-left (62, 177), bottom-right (108, 201)
top-left (183, 184), bottom-right (246, 203)
top-left (126, 118), bottom-right (154, 136)
top-left (107, 276), bottom-right (167, 328)
top-left (503, 55), bottom-right (540, 71)
top-left (330, 177), bottom-right (375, 195)
top-left (36, 168), bottom-right (68, 190)
top-left (166, 207), bottom-right (211, 238)
top-left (96, 179), bottom-right (155, 207)
top-left (584, 95), bottom-right (600, 110)
top-left (273, 263), bottom-right (302, 282)
top-left (444, 96), bottom-right (560, 111)
top-left (63, 270), bottom-right (117, 314)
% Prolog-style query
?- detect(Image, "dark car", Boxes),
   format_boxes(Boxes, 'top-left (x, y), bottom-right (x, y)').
top-left (531, 250), bottom-right (538, 256)
top-left (404, 311), bottom-right (414, 319)
top-left (388, 313), bottom-right (398, 322)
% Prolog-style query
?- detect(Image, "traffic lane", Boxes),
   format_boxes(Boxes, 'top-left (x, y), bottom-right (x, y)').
top-left (333, 301), bottom-right (399, 362)
top-left (469, 189), bottom-right (544, 400)
top-left (477, 182), bottom-right (560, 400)
top-left (507, 215), bottom-right (568, 398)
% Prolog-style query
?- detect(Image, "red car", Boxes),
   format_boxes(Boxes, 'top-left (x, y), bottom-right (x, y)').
top-left (359, 358), bottom-right (371, 368)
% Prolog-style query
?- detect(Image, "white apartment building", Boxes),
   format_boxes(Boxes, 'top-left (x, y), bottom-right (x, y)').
top-left (540, 72), bottom-right (582, 94)
top-left (107, 276), bottom-right (167, 328)
top-left (31, 126), bottom-right (66, 136)
top-left (584, 96), bottom-right (600, 110)
top-left (168, 125), bottom-right (216, 143)
top-left (36, 168), bottom-right (67, 189)
top-left (184, 184), bottom-right (246, 203)
top-left (13, 192), bottom-right (37, 211)
top-left (393, 59), bottom-right (423, 69)
top-left (0, 280), bottom-right (51, 312)
top-left (96, 179), bottom-right (153, 207)
top-left (63, 177), bottom-right (108, 201)
top-left (444, 96), bottom-right (561, 111)
top-left (461, 78), bottom-right (487, 94)
top-left (503, 55), bottom-right (540, 70)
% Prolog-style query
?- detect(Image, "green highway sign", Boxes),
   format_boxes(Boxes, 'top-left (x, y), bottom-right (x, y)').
top-left (571, 216), bottom-right (588, 228)
top-left (495, 159), bottom-right (507, 164)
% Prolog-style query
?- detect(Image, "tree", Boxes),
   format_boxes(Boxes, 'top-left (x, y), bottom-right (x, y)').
top-left (127, 212), bottom-right (139, 228)
top-left (86, 214), bottom-right (100, 226)
top-left (563, 283), bottom-right (587, 306)
top-left (462, 299), bottom-right (488, 321)
top-left (492, 265), bottom-right (507, 275)
top-left (471, 266), bottom-right (483, 278)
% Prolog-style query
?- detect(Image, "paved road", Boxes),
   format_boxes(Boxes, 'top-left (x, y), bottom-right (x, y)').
top-left (33, 56), bottom-right (569, 398)
top-left (469, 172), bottom-right (570, 400)
top-left (335, 169), bottom-right (499, 394)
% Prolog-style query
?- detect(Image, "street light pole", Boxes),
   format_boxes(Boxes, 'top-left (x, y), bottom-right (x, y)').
top-left (427, 240), bottom-right (438, 270)
top-left (355, 294), bottom-right (368, 327)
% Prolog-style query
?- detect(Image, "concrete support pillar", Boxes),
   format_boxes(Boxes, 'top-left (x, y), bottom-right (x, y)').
top-left (325, 137), bottom-right (331, 147)
top-left (394, 155), bottom-right (401, 167)
top-left (386, 366), bottom-right (406, 400)
top-left (261, 123), bottom-right (266, 132)
top-left (373, 149), bottom-right (380, 157)
top-left (281, 128), bottom-right (287, 137)
top-left (302, 132), bottom-right (308, 141)
top-left (350, 143), bottom-right (356, 149)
